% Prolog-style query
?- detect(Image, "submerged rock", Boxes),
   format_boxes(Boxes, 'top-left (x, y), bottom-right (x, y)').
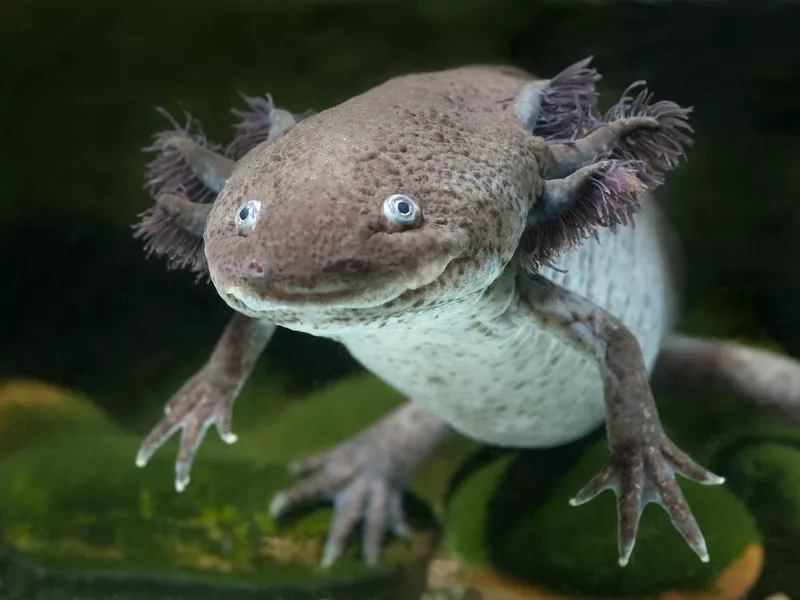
top-left (442, 438), bottom-right (763, 600)
top-left (720, 441), bottom-right (800, 600)
top-left (0, 432), bottom-right (438, 600)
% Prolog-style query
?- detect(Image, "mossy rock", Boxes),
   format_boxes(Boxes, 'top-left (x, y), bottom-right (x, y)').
top-left (0, 379), bottom-right (117, 459)
top-left (443, 438), bottom-right (763, 600)
top-left (715, 441), bottom-right (800, 599)
top-left (0, 432), bottom-right (438, 600)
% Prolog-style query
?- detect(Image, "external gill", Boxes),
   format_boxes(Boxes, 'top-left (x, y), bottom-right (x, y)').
top-left (227, 93), bottom-right (314, 160)
top-left (160, 135), bottom-right (235, 194)
top-left (519, 80), bottom-right (693, 272)
top-left (516, 55), bottom-right (601, 141)
top-left (133, 109), bottom-right (231, 277)
top-left (543, 116), bottom-right (661, 180)
top-left (133, 95), bottom-right (310, 277)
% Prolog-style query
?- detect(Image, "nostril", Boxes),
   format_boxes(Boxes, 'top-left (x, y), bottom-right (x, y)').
top-left (248, 261), bottom-right (265, 276)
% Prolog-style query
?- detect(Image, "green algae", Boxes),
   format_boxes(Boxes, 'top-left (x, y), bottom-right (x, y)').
top-left (444, 439), bottom-right (761, 598)
top-left (0, 371), bottom-right (477, 599)
top-left (0, 431), bottom-right (437, 599)
top-left (443, 453), bottom-right (515, 566)
top-left (718, 442), bottom-right (800, 599)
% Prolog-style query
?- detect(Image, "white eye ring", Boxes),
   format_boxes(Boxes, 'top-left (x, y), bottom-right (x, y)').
top-left (382, 194), bottom-right (420, 224)
top-left (235, 200), bottom-right (261, 229)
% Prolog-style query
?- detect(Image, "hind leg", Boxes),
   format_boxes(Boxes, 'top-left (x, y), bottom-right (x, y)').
top-left (270, 401), bottom-right (449, 567)
top-left (652, 334), bottom-right (800, 422)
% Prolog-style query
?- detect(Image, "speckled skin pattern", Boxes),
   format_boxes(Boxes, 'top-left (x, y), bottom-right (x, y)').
top-left (205, 67), bottom-right (540, 324)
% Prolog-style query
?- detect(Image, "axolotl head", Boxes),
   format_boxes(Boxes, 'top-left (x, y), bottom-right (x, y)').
top-left (203, 101), bottom-right (541, 331)
top-left (139, 62), bottom-right (692, 335)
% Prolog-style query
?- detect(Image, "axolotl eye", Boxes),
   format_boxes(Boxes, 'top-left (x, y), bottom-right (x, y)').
top-left (235, 200), bottom-right (261, 230)
top-left (382, 194), bottom-right (421, 225)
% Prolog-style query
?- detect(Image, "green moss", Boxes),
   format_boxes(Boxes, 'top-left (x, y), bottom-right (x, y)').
top-left (719, 442), bottom-right (800, 599)
top-left (0, 431), bottom-right (437, 599)
top-left (443, 454), bottom-right (514, 565)
top-left (0, 371), bottom-right (473, 598)
top-left (655, 389), bottom-right (800, 475)
top-left (445, 439), bottom-right (760, 598)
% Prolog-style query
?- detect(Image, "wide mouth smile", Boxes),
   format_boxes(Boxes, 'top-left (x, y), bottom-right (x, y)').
top-left (222, 283), bottom-right (384, 315)
top-left (255, 286), bottom-right (366, 302)
top-left (214, 245), bottom-right (463, 316)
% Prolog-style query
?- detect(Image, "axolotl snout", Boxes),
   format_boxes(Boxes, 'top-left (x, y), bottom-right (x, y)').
top-left (133, 59), bottom-right (800, 569)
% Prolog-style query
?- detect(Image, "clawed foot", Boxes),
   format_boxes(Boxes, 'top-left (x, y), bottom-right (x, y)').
top-left (135, 369), bottom-right (237, 492)
top-left (569, 436), bottom-right (725, 566)
top-left (269, 437), bottom-right (413, 568)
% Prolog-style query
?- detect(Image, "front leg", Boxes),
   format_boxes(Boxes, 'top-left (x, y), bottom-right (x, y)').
top-left (269, 401), bottom-right (449, 567)
top-left (516, 273), bottom-right (725, 566)
top-left (136, 313), bottom-right (275, 491)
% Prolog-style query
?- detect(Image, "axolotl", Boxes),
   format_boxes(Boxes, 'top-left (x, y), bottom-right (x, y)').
top-left (133, 58), bottom-right (800, 568)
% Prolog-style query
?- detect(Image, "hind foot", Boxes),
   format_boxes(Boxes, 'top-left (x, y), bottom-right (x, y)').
top-left (269, 401), bottom-right (448, 567)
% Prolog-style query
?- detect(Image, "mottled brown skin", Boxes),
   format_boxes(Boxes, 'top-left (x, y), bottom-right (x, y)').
top-left (204, 67), bottom-right (541, 329)
top-left (134, 63), bottom-right (800, 570)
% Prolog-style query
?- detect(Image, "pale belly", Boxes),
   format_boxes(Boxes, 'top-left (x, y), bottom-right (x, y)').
top-left (340, 203), bottom-right (679, 448)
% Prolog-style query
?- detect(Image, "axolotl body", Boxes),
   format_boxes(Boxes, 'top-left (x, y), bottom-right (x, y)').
top-left (133, 58), bottom-right (800, 568)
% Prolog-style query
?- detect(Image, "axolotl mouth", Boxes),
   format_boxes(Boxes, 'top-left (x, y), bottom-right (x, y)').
top-left (213, 252), bottom-right (457, 317)
top-left (252, 287), bottom-right (368, 302)
top-left (223, 285), bottom-right (374, 312)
